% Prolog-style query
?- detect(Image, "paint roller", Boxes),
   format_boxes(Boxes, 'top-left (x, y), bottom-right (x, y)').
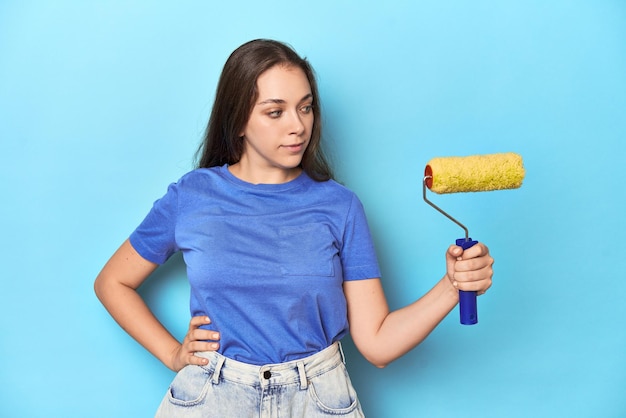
top-left (423, 152), bottom-right (525, 325)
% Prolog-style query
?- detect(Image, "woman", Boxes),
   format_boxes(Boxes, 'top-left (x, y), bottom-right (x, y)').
top-left (94, 39), bottom-right (494, 417)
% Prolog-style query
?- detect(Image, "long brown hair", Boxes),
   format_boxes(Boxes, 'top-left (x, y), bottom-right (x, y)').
top-left (195, 39), bottom-right (333, 181)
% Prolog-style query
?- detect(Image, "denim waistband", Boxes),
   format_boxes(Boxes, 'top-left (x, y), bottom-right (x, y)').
top-left (195, 342), bottom-right (345, 390)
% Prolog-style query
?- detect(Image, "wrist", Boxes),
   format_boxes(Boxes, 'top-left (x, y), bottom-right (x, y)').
top-left (440, 276), bottom-right (460, 303)
top-left (164, 342), bottom-right (183, 372)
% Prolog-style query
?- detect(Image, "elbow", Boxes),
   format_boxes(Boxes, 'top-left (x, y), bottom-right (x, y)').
top-left (93, 274), bottom-right (100, 295)
top-left (372, 359), bottom-right (390, 369)
top-left (353, 340), bottom-right (394, 369)
top-left (361, 351), bottom-right (391, 369)
top-left (93, 275), bottom-right (105, 301)
top-left (93, 273), bottom-right (112, 302)
top-left (93, 274), bottom-right (105, 300)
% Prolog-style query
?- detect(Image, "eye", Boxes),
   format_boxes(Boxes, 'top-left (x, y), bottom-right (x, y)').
top-left (300, 104), bottom-right (313, 114)
top-left (267, 110), bottom-right (283, 118)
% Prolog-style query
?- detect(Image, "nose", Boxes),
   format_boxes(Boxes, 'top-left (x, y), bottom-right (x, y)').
top-left (288, 110), bottom-right (306, 136)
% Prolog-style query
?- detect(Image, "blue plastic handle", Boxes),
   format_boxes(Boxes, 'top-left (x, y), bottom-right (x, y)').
top-left (456, 238), bottom-right (479, 325)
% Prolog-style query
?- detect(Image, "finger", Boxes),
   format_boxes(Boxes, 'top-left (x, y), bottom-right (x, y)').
top-left (455, 275), bottom-right (492, 292)
top-left (461, 243), bottom-right (490, 259)
top-left (188, 315), bottom-right (212, 330)
top-left (180, 342), bottom-right (220, 367)
top-left (186, 340), bottom-right (220, 353)
top-left (447, 245), bottom-right (463, 259)
top-left (188, 328), bottom-right (220, 342)
top-left (187, 353), bottom-right (213, 366)
top-left (454, 255), bottom-right (493, 272)
top-left (454, 272), bottom-right (492, 293)
top-left (455, 261), bottom-right (493, 281)
top-left (454, 266), bottom-right (493, 290)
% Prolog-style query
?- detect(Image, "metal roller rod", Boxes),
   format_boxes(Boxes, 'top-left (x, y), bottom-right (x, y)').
top-left (423, 176), bottom-right (470, 242)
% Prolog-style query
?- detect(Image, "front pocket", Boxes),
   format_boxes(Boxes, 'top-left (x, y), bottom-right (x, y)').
top-left (279, 223), bottom-right (337, 277)
top-left (308, 363), bottom-right (361, 415)
top-left (167, 365), bottom-right (212, 407)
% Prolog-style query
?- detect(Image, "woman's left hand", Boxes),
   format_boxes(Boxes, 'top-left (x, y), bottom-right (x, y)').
top-left (445, 242), bottom-right (494, 295)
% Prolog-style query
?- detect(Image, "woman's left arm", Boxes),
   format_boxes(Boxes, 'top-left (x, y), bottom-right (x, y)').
top-left (344, 243), bottom-right (494, 368)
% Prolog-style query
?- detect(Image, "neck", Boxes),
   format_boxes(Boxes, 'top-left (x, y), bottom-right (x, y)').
top-left (228, 162), bottom-right (302, 185)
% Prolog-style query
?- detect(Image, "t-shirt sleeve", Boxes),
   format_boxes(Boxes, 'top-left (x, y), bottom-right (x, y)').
top-left (341, 194), bottom-right (382, 281)
top-left (129, 182), bottom-right (180, 264)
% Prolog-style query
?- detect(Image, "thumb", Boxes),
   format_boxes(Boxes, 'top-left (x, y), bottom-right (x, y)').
top-left (447, 245), bottom-right (463, 260)
top-left (445, 245), bottom-right (463, 285)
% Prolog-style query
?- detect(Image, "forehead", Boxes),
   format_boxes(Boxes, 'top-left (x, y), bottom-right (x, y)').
top-left (256, 65), bottom-right (312, 100)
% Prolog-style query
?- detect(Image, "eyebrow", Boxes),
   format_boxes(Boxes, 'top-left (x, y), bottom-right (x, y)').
top-left (258, 93), bottom-right (313, 105)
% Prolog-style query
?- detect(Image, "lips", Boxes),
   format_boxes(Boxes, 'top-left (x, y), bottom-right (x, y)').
top-left (282, 143), bottom-right (305, 152)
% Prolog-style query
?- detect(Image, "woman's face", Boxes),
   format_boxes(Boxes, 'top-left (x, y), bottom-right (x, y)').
top-left (238, 65), bottom-right (314, 182)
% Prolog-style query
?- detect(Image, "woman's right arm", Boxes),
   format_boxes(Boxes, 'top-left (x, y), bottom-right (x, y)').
top-left (94, 239), bottom-right (219, 371)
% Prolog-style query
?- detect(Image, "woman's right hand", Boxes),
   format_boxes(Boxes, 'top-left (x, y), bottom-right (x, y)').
top-left (170, 316), bottom-right (220, 372)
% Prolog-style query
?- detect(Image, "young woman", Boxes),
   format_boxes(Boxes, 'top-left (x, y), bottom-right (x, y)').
top-left (94, 39), bottom-right (494, 417)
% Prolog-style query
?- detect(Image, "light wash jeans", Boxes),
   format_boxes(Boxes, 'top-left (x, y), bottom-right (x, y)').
top-left (154, 342), bottom-right (365, 417)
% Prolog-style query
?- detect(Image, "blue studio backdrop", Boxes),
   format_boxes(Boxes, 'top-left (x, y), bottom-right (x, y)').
top-left (1, 1), bottom-right (625, 417)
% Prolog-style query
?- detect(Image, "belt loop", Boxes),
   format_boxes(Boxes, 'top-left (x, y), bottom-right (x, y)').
top-left (296, 361), bottom-right (308, 390)
top-left (212, 355), bottom-right (225, 384)
top-left (338, 341), bottom-right (346, 365)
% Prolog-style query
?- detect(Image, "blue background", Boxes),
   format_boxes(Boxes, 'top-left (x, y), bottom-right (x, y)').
top-left (1, 1), bottom-right (625, 417)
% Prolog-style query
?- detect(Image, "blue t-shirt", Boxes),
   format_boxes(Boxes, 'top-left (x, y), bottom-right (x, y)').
top-left (130, 164), bottom-right (381, 365)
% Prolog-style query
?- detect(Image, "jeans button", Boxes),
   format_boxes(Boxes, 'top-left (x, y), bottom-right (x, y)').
top-left (263, 370), bottom-right (271, 379)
